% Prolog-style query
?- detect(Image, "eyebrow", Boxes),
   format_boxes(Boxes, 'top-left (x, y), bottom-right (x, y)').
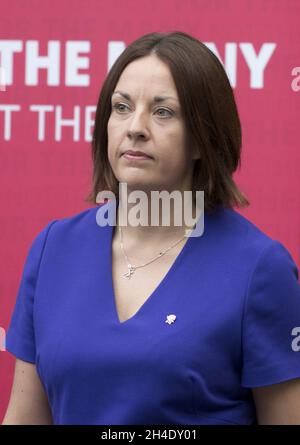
top-left (112, 90), bottom-right (178, 103)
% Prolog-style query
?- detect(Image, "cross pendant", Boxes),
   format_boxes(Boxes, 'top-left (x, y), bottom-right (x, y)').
top-left (122, 264), bottom-right (135, 279)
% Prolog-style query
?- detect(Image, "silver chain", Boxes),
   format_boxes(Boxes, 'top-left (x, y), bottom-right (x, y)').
top-left (118, 223), bottom-right (190, 279)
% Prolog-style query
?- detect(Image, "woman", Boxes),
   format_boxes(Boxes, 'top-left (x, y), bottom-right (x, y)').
top-left (3, 31), bottom-right (300, 425)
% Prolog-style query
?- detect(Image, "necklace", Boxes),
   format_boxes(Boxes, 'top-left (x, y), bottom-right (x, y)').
top-left (118, 224), bottom-right (193, 279)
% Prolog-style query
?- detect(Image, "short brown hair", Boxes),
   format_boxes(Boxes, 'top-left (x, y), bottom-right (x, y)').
top-left (85, 31), bottom-right (250, 214)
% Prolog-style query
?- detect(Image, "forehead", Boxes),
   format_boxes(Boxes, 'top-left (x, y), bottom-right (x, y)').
top-left (114, 56), bottom-right (178, 98)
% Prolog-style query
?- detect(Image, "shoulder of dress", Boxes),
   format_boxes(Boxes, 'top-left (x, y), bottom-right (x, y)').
top-left (47, 205), bottom-right (102, 236)
top-left (213, 207), bottom-right (279, 257)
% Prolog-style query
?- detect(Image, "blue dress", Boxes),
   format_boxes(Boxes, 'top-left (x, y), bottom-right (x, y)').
top-left (5, 200), bottom-right (300, 425)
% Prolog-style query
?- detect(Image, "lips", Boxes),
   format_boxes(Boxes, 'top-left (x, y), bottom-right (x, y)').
top-left (122, 149), bottom-right (153, 159)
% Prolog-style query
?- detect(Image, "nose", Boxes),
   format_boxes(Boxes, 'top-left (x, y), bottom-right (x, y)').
top-left (126, 109), bottom-right (149, 141)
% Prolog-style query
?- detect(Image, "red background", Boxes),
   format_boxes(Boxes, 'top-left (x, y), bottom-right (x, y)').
top-left (0, 0), bottom-right (299, 422)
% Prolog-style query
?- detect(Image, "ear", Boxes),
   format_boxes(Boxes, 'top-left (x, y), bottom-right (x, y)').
top-left (191, 147), bottom-right (201, 161)
top-left (187, 140), bottom-right (201, 161)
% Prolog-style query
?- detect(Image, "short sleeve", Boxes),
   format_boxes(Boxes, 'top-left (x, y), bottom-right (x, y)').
top-left (5, 220), bottom-right (57, 364)
top-left (241, 240), bottom-right (300, 388)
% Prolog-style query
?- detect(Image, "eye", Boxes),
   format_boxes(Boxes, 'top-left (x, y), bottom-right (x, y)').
top-left (155, 108), bottom-right (173, 118)
top-left (112, 103), bottom-right (173, 118)
top-left (112, 103), bottom-right (129, 113)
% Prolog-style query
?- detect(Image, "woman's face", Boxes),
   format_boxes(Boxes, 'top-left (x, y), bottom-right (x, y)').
top-left (107, 54), bottom-right (199, 196)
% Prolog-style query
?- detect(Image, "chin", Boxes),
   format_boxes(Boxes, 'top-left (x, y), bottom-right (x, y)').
top-left (119, 177), bottom-right (156, 192)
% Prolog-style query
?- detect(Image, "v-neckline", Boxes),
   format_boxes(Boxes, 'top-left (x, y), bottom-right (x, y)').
top-left (105, 200), bottom-right (200, 327)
